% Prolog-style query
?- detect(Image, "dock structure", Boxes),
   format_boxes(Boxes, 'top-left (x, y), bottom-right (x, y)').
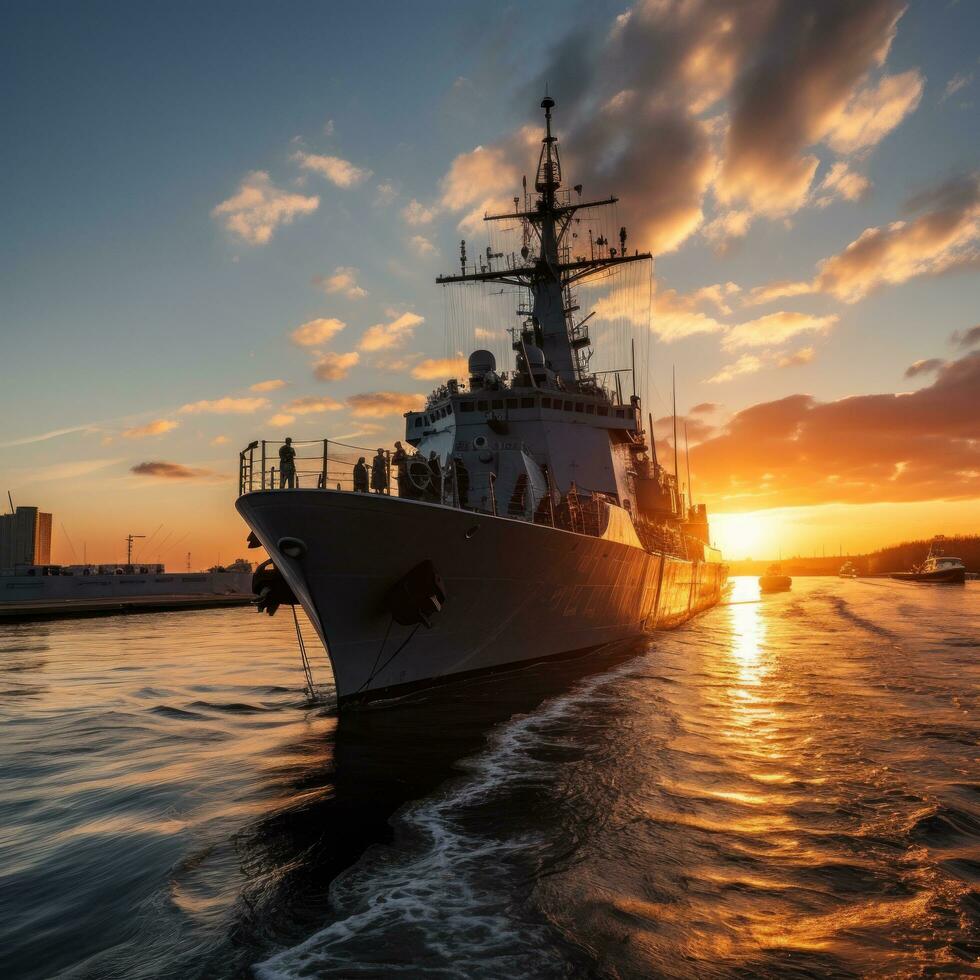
top-left (0, 593), bottom-right (253, 622)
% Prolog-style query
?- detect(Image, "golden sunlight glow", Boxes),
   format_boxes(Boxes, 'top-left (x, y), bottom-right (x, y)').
top-left (711, 512), bottom-right (767, 560)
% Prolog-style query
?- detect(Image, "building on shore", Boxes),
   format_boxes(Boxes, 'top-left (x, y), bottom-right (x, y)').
top-left (0, 506), bottom-right (52, 569)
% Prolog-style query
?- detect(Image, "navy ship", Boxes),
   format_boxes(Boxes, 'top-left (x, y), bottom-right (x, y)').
top-left (236, 97), bottom-right (727, 705)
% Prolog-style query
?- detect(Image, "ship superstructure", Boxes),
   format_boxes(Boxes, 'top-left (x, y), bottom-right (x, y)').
top-left (236, 98), bottom-right (726, 705)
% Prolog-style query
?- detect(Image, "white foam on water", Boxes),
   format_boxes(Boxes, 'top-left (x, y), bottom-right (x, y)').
top-left (254, 654), bottom-right (647, 979)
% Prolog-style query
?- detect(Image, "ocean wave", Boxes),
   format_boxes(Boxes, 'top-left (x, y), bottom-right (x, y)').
top-left (254, 655), bottom-right (648, 979)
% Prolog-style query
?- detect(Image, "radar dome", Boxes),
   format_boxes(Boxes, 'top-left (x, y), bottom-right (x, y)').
top-left (468, 350), bottom-right (496, 376)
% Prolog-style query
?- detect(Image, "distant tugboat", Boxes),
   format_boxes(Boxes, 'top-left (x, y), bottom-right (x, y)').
top-left (890, 537), bottom-right (966, 584)
top-left (759, 563), bottom-right (792, 593)
top-left (838, 561), bottom-right (858, 578)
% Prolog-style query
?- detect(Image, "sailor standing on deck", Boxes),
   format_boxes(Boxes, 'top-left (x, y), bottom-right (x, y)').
top-left (279, 437), bottom-right (296, 489)
top-left (371, 449), bottom-right (388, 494)
top-left (391, 441), bottom-right (409, 497)
top-left (353, 457), bottom-right (369, 493)
top-left (427, 451), bottom-right (442, 503)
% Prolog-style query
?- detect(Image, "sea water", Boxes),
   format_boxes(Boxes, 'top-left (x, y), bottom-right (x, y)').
top-left (1, 578), bottom-right (977, 977)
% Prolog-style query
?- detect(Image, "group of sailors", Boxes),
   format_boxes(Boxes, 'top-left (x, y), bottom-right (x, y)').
top-left (276, 436), bottom-right (472, 504)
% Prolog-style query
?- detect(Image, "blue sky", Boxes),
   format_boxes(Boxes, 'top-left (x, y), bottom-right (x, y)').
top-left (1, 0), bottom-right (978, 562)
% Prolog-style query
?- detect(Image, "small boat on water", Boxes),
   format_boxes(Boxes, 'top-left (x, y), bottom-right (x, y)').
top-left (890, 537), bottom-right (967, 584)
top-left (839, 561), bottom-right (858, 578)
top-left (759, 563), bottom-right (792, 593)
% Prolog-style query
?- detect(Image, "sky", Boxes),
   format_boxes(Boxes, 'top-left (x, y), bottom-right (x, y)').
top-left (1, 0), bottom-right (978, 565)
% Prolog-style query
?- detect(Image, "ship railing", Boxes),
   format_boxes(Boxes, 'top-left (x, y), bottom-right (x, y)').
top-left (239, 438), bottom-right (397, 496)
top-left (239, 440), bottom-right (626, 541)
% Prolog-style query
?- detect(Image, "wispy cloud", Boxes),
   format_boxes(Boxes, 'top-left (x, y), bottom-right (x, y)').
top-left (313, 266), bottom-right (367, 299)
top-left (131, 461), bottom-right (218, 480)
top-left (358, 311), bottom-right (424, 352)
top-left (23, 458), bottom-right (123, 482)
top-left (749, 173), bottom-right (980, 305)
top-left (941, 71), bottom-right (973, 103)
top-left (0, 423), bottom-right (101, 448)
top-left (950, 324), bottom-right (980, 349)
top-left (179, 396), bottom-right (270, 415)
top-left (212, 171), bottom-right (318, 245)
top-left (121, 419), bottom-right (179, 439)
top-left (250, 379), bottom-right (287, 393)
top-left (347, 391), bottom-right (425, 417)
top-left (723, 312), bottom-right (838, 350)
top-left (291, 317), bottom-right (346, 347)
top-left (292, 151), bottom-right (372, 188)
top-left (411, 357), bottom-right (466, 380)
top-left (313, 351), bottom-right (360, 381)
top-left (409, 234), bottom-right (438, 256)
top-left (281, 396), bottom-right (344, 414)
top-left (401, 199), bottom-right (436, 225)
top-left (904, 357), bottom-right (945, 378)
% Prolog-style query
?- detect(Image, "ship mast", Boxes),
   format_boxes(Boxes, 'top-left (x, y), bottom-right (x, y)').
top-left (436, 96), bottom-right (652, 391)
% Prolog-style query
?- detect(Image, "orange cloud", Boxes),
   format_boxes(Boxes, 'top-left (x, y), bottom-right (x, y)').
top-left (211, 171), bottom-right (318, 245)
top-left (692, 351), bottom-right (980, 508)
top-left (121, 419), bottom-right (179, 439)
top-left (723, 311), bottom-right (838, 350)
top-left (750, 174), bottom-right (980, 305)
top-left (347, 392), bottom-right (426, 418)
top-left (313, 351), bottom-right (360, 381)
top-left (411, 357), bottom-right (467, 380)
top-left (179, 397), bottom-right (269, 415)
top-left (313, 266), bottom-right (367, 299)
top-left (815, 162), bottom-right (870, 207)
top-left (358, 311), bottom-right (424, 352)
top-left (250, 379), bottom-right (287, 392)
top-left (281, 396), bottom-right (344, 415)
top-left (291, 317), bottom-right (346, 347)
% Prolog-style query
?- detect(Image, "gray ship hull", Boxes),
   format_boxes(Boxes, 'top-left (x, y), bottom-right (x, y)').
top-left (237, 489), bottom-right (726, 704)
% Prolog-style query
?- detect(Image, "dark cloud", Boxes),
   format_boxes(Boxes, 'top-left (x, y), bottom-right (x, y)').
top-left (904, 358), bottom-right (945, 378)
top-left (653, 414), bottom-right (717, 445)
top-left (131, 461), bottom-right (215, 479)
top-left (691, 352), bottom-right (980, 507)
top-left (719, 0), bottom-right (910, 213)
top-left (452, 0), bottom-right (919, 255)
top-left (951, 324), bottom-right (980, 349)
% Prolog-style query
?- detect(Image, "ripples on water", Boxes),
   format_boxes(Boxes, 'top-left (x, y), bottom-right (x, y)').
top-left (1, 579), bottom-right (977, 978)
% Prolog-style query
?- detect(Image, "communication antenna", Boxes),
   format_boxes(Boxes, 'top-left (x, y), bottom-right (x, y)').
top-left (186, 551), bottom-right (191, 572)
top-left (684, 421), bottom-right (693, 508)
top-left (60, 523), bottom-right (78, 563)
top-left (7, 491), bottom-right (13, 514)
top-left (125, 533), bottom-right (145, 564)
top-left (671, 366), bottom-right (679, 487)
top-left (648, 412), bottom-right (659, 466)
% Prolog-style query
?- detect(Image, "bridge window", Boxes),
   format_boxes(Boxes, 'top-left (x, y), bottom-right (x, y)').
top-left (541, 397), bottom-right (551, 408)
top-left (414, 417), bottom-right (423, 427)
top-left (506, 398), bottom-right (518, 409)
top-left (477, 400), bottom-right (488, 411)
top-left (491, 399), bottom-right (503, 410)
top-left (597, 406), bottom-right (608, 416)
top-left (521, 397), bottom-right (535, 408)
top-left (460, 402), bottom-right (474, 413)
top-left (586, 404), bottom-right (595, 414)
top-left (615, 409), bottom-right (625, 418)
top-left (563, 400), bottom-right (573, 411)
top-left (574, 402), bottom-right (584, 413)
